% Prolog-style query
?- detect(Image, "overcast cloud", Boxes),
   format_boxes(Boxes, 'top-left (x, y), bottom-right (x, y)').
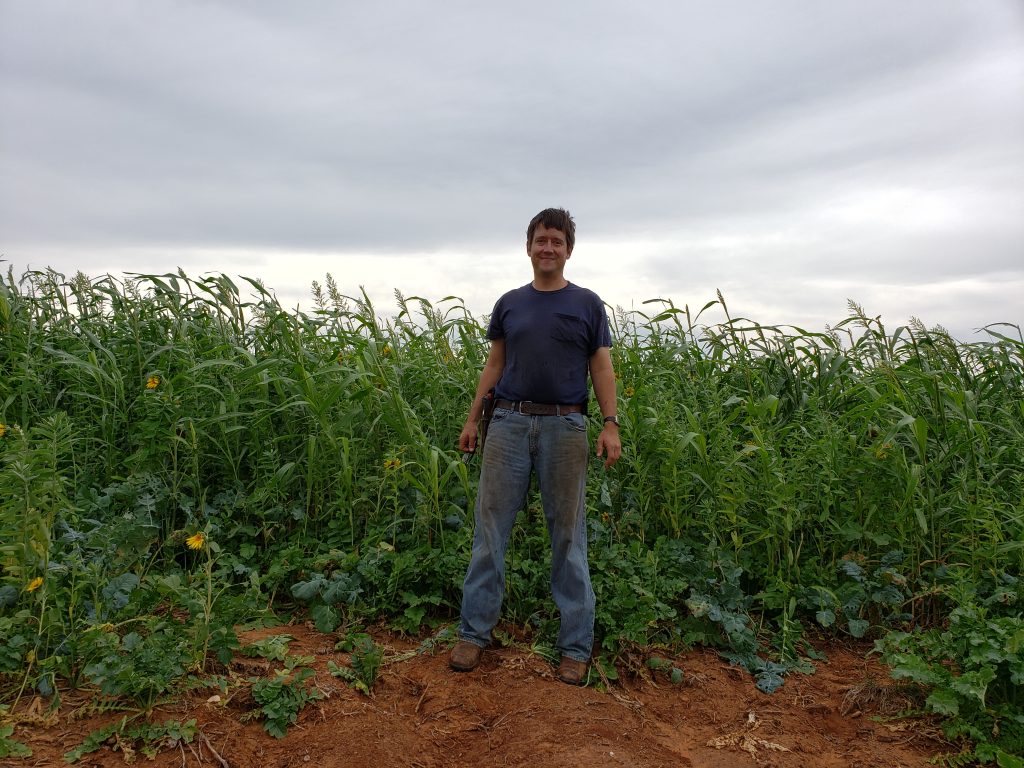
top-left (2, 1), bottom-right (1022, 339)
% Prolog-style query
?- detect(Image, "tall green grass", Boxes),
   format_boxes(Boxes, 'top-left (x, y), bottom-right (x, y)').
top-left (2, 270), bottom-right (475, 547)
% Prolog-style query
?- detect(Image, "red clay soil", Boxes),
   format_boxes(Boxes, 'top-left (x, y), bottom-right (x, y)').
top-left (12, 623), bottom-right (951, 768)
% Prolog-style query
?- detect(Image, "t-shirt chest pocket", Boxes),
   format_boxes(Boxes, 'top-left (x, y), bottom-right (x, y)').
top-left (550, 312), bottom-right (585, 345)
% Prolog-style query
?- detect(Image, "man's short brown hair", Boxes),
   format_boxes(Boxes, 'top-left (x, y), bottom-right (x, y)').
top-left (527, 208), bottom-right (575, 253)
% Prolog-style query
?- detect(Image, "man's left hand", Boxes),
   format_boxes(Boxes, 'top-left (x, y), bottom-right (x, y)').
top-left (596, 425), bottom-right (621, 469)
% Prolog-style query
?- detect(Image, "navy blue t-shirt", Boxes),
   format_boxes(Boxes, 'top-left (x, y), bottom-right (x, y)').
top-left (487, 282), bottom-right (612, 405)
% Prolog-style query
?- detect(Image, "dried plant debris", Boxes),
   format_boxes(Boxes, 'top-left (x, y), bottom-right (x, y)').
top-left (706, 711), bottom-right (791, 759)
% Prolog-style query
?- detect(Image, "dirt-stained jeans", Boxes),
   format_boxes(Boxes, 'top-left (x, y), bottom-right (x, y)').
top-left (458, 407), bottom-right (594, 662)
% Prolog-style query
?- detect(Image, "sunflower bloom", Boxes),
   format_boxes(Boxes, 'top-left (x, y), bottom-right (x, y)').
top-left (25, 576), bottom-right (43, 593)
top-left (624, 386), bottom-right (635, 398)
top-left (383, 457), bottom-right (401, 470)
top-left (146, 375), bottom-right (160, 390)
top-left (186, 532), bottom-right (206, 550)
top-left (0, 423), bottom-right (7, 438)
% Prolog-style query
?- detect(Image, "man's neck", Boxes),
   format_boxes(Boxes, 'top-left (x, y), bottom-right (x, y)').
top-left (532, 275), bottom-right (569, 292)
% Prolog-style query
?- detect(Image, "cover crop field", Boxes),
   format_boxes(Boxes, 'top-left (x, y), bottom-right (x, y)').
top-left (1, 269), bottom-right (1021, 765)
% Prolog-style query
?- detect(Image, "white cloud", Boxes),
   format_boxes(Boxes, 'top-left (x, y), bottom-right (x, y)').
top-left (1, 1), bottom-right (1022, 340)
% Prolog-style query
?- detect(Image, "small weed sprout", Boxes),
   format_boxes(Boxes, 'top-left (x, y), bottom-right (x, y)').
top-left (328, 634), bottom-right (383, 695)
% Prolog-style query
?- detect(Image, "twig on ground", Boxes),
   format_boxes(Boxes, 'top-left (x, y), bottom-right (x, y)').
top-left (415, 683), bottom-right (430, 714)
top-left (198, 730), bottom-right (230, 767)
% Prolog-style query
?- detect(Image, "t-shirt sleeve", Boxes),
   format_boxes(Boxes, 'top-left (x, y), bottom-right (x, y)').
top-left (486, 296), bottom-right (505, 341)
top-left (590, 300), bottom-right (613, 353)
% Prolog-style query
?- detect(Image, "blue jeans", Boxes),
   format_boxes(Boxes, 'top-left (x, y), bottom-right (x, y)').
top-left (459, 407), bottom-right (595, 662)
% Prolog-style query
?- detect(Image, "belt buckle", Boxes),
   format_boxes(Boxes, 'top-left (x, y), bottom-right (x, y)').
top-left (517, 400), bottom-right (532, 414)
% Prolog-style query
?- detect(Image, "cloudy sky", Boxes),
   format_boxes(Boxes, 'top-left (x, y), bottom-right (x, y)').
top-left (2, 1), bottom-right (1022, 340)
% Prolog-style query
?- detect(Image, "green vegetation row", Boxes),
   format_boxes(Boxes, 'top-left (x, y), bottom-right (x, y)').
top-left (1, 268), bottom-right (1022, 763)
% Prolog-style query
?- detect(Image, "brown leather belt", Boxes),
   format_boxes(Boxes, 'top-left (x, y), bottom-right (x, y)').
top-left (493, 399), bottom-right (584, 416)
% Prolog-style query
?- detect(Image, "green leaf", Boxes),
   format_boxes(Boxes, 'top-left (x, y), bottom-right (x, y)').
top-left (0, 586), bottom-right (17, 609)
top-left (925, 688), bottom-right (960, 717)
top-left (290, 576), bottom-right (325, 602)
top-left (321, 573), bottom-right (361, 606)
top-left (755, 667), bottom-right (785, 694)
top-left (310, 604), bottom-right (339, 634)
top-left (948, 666), bottom-right (995, 705)
top-left (159, 574), bottom-right (182, 591)
top-left (685, 596), bottom-right (710, 618)
top-left (64, 723), bottom-right (120, 762)
top-left (889, 654), bottom-right (945, 686)
top-left (402, 605), bottom-right (426, 629)
top-left (847, 618), bottom-right (869, 638)
top-left (101, 573), bottom-right (140, 612)
top-left (870, 585), bottom-right (904, 606)
top-left (995, 748), bottom-right (1024, 768)
top-left (327, 660), bottom-right (355, 681)
top-left (721, 613), bottom-right (748, 635)
top-left (815, 610), bottom-right (835, 628)
top-left (0, 724), bottom-right (32, 758)
top-left (838, 559), bottom-right (865, 583)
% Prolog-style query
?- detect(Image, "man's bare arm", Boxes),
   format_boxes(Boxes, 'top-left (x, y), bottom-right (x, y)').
top-left (589, 346), bottom-right (621, 469)
top-left (459, 339), bottom-right (506, 453)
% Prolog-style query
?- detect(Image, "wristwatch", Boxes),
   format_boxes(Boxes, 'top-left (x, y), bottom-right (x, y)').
top-left (603, 415), bottom-right (619, 427)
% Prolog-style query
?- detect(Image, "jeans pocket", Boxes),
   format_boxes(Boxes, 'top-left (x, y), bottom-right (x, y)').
top-left (560, 412), bottom-right (587, 432)
top-left (490, 408), bottom-right (511, 423)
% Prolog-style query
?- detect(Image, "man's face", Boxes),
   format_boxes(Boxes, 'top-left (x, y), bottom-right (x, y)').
top-left (527, 224), bottom-right (572, 277)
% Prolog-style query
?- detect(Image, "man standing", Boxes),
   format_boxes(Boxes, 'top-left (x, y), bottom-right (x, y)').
top-left (450, 207), bottom-right (622, 685)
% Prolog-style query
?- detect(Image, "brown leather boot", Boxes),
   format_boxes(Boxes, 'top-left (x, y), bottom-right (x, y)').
top-left (449, 640), bottom-right (483, 672)
top-left (557, 656), bottom-right (588, 685)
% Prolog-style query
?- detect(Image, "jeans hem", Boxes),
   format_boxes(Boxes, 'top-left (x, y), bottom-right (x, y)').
top-left (457, 634), bottom-right (489, 649)
top-left (559, 651), bottom-right (591, 663)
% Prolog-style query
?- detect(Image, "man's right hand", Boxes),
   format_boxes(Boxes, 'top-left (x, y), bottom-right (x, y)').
top-left (459, 421), bottom-right (478, 454)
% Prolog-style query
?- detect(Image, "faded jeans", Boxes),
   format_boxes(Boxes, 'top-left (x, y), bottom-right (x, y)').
top-left (459, 407), bottom-right (595, 662)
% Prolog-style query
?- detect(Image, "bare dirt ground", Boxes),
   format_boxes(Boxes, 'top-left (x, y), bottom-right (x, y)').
top-left (13, 623), bottom-right (951, 768)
